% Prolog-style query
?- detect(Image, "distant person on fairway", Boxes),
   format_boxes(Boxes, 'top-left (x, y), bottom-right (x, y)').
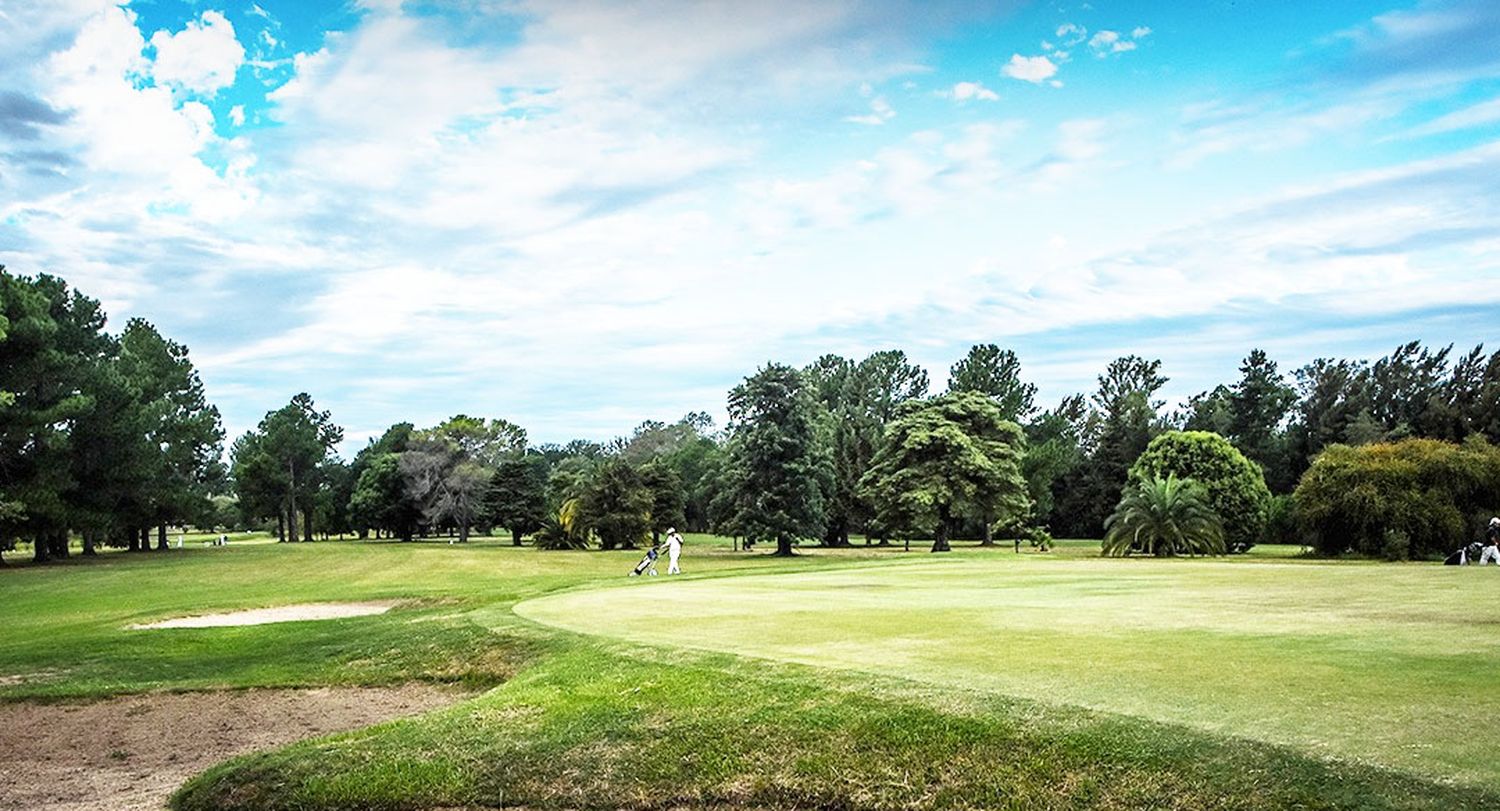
top-left (666, 528), bottom-right (683, 575)
top-left (1484, 518), bottom-right (1500, 565)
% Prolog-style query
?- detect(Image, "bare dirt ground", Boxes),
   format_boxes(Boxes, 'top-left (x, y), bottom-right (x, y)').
top-left (130, 601), bottom-right (398, 629)
top-left (0, 684), bottom-right (469, 811)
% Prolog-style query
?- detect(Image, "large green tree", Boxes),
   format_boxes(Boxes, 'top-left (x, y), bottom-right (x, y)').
top-left (860, 391), bottom-right (1029, 552)
top-left (0, 272), bottom-right (99, 560)
top-left (234, 394), bottom-right (342, 542)
top-left (349, 453), bottom-right (421, 541)
top-left (639, 458), bottom-right (686, 544)
top-left (488, 453), bottom-right (549, 545)
top-left (806, 351), bottom-right (928, 546)
top-left (1225, 349), bottom-right (1295, 492)
top-left (1069, 356), bottom-right (1168, 537)
top-left (1288, 357), bottom-right (1374, 477)
top-left (1022, 394), bottom-right (1088, 528)
top-left (723, 363), bottom-right (832, 556)
top-left (118, 319), bottom-right (225, 549)
top-left (1128, 431), bottom-right (1271, 553)
top-left (948, 344), bottom-right (1036, 423)
top-left (346, 423), bottom-right (414, 538)
top-left (579, 458), bottom-right (652, 550)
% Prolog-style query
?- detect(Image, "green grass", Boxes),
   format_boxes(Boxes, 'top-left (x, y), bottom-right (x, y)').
top-left (519, 553), bottom-right (1500, 785)
top-left (3, 536), bottom-right (1496, 810)
top-left (0, 533), bottom-right (877, 699)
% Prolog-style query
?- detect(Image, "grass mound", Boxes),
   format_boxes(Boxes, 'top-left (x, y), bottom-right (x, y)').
top-left (174, 640), bottom-right (1496, 811)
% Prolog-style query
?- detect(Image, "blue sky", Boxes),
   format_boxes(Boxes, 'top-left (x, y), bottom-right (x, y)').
top-left (2, 0), bottom-right (1498, 453)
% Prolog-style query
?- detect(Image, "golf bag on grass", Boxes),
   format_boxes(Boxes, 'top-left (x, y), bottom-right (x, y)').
top-left (1444, 542), bottom-right (1485, 565)
top-left (629, 545), bottom-right (664, 576)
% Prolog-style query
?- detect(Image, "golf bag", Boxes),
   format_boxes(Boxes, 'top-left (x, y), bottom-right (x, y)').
top-left (629, 545), bottom-right (663, 576)
top-left (1444, 542), bottom-right (1485, 565)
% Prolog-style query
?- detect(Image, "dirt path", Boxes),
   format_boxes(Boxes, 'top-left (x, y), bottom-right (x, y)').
top-left (0, 684), bottom-right (469, 811)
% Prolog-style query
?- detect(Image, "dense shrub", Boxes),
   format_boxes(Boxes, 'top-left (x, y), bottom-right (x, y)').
top-left (1103, 474), bottom-right (1226, 557)
top-left (1294, 437), bottom-right (1500, 559)
top-left (1129, 431), bottom-right (1271, 552)
top-left (1263, 494), bottom-right (1301, 547)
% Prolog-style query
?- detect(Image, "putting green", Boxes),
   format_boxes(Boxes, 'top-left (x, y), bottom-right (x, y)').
top-left (516, 555), bottom-right (1500, 785)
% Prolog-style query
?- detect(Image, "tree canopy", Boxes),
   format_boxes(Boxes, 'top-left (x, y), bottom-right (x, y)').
top-left (860, 391), bottom-right (1029, 552)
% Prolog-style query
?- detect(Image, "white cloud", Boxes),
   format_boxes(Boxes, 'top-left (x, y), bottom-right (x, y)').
top-left (1089, 30), bottom-right (1135, 55)
top-left (846, 95), bottom-right (895, 125)
top-left (1002, 54), bottom-right (1057, 83)
top-left (149, 10), bottom-right (245, 95)
top-left (1132, 26), bottom-right (1152, 40)
top-left (1055, 23), bottom-right (1087, 46)
top-left (5, 0), bottom-right (1496, 451)
top-left (1399, 95), bottom-right (1500, 138)
top-left (1167, 96), bottom-right (1398, 169)
top-left (838, 141), bottom-right (1500, 381)
top-left (946, 81), bottom-right (998, 102)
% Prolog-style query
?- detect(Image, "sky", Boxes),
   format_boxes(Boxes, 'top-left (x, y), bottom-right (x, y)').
top-left (2, 0), bottom-right (1499, 454)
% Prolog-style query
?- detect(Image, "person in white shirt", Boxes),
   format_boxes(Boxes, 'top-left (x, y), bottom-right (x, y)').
top-left (1482, 517), bottom-right (1500, 565)
top-left (666, 528), bottom-right (683, 574)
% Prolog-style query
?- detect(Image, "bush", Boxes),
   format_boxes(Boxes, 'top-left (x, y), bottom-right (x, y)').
top-left (1264, 494), bottom-right (1301, 546)
top-left (1128, 431), bottom-right (1271, 552)
top-left (1294, 436), bottom-right (1500, 559)
top-left (533, 498), bottom-right (591, 550)
top-left (1103, 474), bottom-right (1226, 557)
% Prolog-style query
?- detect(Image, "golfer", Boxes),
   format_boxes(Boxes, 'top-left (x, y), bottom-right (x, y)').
top-left (1483, 518), bottom-right (1500, 566)
top-left (665, 528), bottom-right (683, 575)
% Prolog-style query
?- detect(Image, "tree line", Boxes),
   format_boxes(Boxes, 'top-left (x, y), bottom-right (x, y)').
top-left (7, 267), bottom-right (1499, 562)
top-left (0, 267), bottom-right (224, 563)
top-left (223, 340), bottom-right (1500, 558)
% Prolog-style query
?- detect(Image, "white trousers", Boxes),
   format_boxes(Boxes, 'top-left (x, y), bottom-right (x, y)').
top-left (1481, 546), bottom-right (1500, 565)
top-left (667, 550), bottom-right (681, 574)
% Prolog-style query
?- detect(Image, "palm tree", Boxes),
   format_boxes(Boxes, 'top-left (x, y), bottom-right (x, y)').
top-left (1103, 474), bottom-right (1226, 557)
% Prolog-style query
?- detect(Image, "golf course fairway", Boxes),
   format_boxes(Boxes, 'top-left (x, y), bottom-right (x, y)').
top-left (515, 554), bottom-right (1500, 785)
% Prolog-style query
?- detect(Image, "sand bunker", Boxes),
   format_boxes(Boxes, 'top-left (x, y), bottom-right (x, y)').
top-left (131, 601), bottom-right (398, 630)
top-left (0, 684), bottom-right (468, 811)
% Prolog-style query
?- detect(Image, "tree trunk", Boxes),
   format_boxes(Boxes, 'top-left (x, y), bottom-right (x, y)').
top-left (156, 524), bottom-right (168, 551)
top-left (139, 526), bottom-right (151, 552)
top-left (50, 530), bottom-right (70, 559)
top-left (276, 512), bottom-right (285, 542)
top-left (931, 507), bottom-right (952, 553)
top-left (459, 519), bottom-right (470, 544)
top-left (302, 507), bottom-right (313, 542)
top-left (286, 460), bottom-right (300, 542)
top-left (82, 531), bottom-right (97, 556)
top-left (511, 528), bottom-right (523, 546)
top-left (773, 535), bottom-right (795, 556)
top-left (401, 523), bottom-right (413, 542)
top-left (980, 512), bottom-right (994, 546)
top-left (32, 536), bottom-right (49, 563)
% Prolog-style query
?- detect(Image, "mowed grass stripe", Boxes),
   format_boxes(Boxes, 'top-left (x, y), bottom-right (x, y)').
top-left (514, 556), bottom-right (1500, 784)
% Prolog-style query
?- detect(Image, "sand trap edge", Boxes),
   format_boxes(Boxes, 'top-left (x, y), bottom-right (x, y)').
top-left (131, 601), bottom-right (400, 630)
